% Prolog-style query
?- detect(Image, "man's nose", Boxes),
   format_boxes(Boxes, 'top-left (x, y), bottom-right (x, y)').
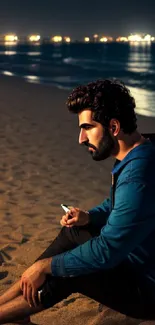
top-left (79, 129), bottom-right (87, 144)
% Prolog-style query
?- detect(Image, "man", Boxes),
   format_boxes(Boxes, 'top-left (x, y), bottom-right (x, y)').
top-left (0, 79), bottom-right (155, 323)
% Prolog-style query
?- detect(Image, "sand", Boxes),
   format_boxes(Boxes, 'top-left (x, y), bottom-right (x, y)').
top-left (0, 75), bottom-right (155, 325)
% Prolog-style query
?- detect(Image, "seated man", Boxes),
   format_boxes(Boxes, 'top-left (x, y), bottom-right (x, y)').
top-left (1, 79), bottom-right (155, 324)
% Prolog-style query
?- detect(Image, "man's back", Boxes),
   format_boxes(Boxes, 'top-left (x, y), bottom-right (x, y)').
top-left (88, 139), bottom-right (155, 290)
top-left (110, 139), bottom-right (155, 299)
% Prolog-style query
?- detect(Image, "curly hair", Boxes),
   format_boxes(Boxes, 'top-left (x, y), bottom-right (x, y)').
top-left (66, 79), bottom-right (137, 134)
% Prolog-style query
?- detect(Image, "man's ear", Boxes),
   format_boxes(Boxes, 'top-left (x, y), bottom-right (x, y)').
top-left (109, 119), bottom-right (120, 136)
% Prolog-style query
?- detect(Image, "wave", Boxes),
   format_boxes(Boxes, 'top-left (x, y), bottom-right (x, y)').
top-left (1, 63), bottom-right (155, 90)
top-left (0, 43), bottom-right (155, 117)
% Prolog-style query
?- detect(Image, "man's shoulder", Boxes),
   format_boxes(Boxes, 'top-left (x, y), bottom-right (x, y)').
top-left (118, 153), bottom-right (155, 184)
top-left (113, 141), bottom-right (155, 173)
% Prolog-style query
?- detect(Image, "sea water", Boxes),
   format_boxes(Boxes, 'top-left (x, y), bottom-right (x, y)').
top-left (0, 42), bottom-right (155, 117)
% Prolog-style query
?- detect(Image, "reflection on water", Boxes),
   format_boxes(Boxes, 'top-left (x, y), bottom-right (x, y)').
top-left (0, 51), bottom-right (41, 56)
top-left (4, 51), bottom-right (17, 55)
top-left (0, 43), bottom-right (154, 118)
top-left (24, 75), bottom-right (40, 84)
top-left (127, 43), bottom-right (152, 73)
top-left (126, 44), bottom-right (155, 117)
top-left (27, 52), bottom-right (41, 56)
top-left (4, 41), bottom-right (18, 46)
top-left (129, 86), bottom-right (155, 117)
top-left (2, 71), bottom-right (14, 76)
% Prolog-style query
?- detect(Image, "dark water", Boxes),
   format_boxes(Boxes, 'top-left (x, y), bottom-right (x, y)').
top-left (0, 42), bottom-right (155, 117)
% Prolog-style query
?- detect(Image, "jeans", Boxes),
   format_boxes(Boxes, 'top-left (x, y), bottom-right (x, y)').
top-left (35, 224), bottom-right (154, 319)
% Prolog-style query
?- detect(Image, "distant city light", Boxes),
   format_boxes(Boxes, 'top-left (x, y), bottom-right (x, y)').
top-left (116, 37), bottom-right (128, 42)
top-left (100, 37), bottom-right (108, 42)
top-left (4, 34), bottom-right (18, 42)
top-left (93, 34), bottom-right (99, 42)
top-left (52, 36), bottom-right (62, 43)
top-left (4, 34), bottom-right (18, 45)
top-left (116, 34), bottom-right (155, 43)
top-left (144, 34), bottom-right (151, 41)
top-left (29, 35), bottom-right (40, 42)
top-left (0, 33), bottom-right (154, 45)
top-left (128, 34), bottom-right (154, 44)
top-left (84, 37), bottom-right (90, 42)
top-left (128, 34), bottom-right (142, 42)
top-left (4, 34), bottom-right (18, 46)
top-left (64, 36), bottom-right (71, 43)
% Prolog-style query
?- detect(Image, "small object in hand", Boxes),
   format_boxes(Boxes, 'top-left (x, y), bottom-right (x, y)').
top-left (61, 204), bottom-right (70, 213)
top-left (61, 204), bottom-right (74, 221)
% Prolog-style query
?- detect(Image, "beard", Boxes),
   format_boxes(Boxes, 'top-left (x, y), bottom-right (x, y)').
top-left (84, 128), bottom-right (116, 161)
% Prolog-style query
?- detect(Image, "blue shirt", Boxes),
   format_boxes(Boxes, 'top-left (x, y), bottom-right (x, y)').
top-left (51, 140), bottom-right (155, 297)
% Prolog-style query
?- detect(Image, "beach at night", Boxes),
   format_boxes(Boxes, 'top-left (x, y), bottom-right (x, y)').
top-left (0, 75), bottom-right (155, 324)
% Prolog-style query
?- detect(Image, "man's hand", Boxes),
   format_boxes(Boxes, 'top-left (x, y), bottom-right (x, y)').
top-left (20, 258), bottom-right (52, 307)
top-left (60, 208), bottom-right (90, 227)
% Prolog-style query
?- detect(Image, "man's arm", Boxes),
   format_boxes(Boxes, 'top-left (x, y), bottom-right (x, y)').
top-left (50, 181), bottom-right (155, 277)
top-left (19, 197), bottom-right (112, 305)
top-left (88, 197), bottom-right (111, 227)
top-left (20, 180), bottom-right (154, 306)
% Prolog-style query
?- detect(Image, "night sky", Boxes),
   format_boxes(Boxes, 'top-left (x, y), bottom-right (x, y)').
top-left (0, 0), bottom-right (155, 39)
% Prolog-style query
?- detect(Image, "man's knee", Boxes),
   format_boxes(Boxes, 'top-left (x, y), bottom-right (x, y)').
top-left (37, 275), bottom-right (74, 309)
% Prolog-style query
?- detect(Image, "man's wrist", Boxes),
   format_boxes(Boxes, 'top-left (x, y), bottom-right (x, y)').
top-left (39, 257), bottom-right (53, 274)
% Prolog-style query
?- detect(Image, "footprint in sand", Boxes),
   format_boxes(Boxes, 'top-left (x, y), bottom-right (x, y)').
top-left (0, 271), bottom-right (8, 280)
top-left (0, 246), bottom-right (16, 265)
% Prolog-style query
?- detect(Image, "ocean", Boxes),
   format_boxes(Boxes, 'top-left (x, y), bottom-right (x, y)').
top-left (0, 42), bottom-right (155, 117)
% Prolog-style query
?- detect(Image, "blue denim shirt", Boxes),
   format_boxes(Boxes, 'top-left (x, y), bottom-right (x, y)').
top-left (51, 141), bottom-right (155, 288)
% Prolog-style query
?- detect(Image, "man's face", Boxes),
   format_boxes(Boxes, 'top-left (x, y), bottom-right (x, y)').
top-left (78, 110), bottom-right (116, 161)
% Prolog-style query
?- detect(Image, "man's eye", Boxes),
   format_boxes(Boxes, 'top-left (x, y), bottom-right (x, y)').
top-left (85, 126), bottom-right (91, 130)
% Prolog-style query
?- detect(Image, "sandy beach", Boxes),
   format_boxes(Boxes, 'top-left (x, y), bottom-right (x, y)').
top-left (0, 75), bottom-right (155, 325)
